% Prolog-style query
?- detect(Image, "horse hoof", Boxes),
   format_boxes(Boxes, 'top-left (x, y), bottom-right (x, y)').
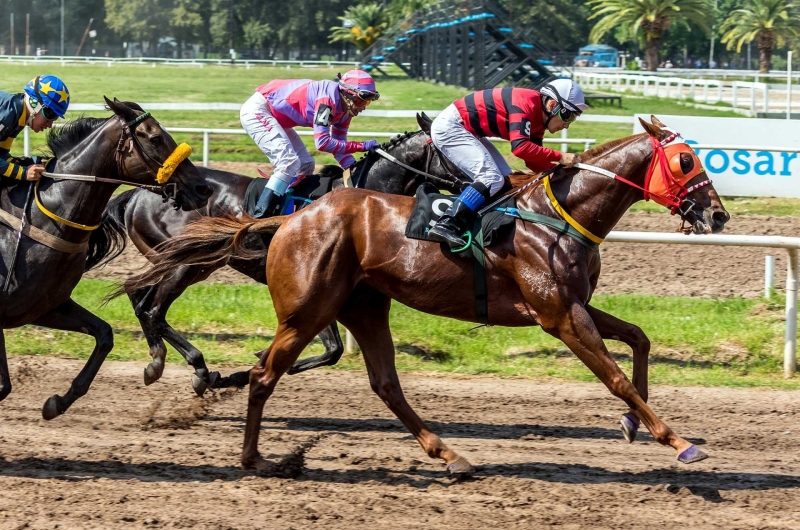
top-left (143, 364), bottom-right (161, 386)
top-left (677, 445), bottom-right (708, 464)
top-left (191, 374), bottom-right (208, 397)
top-left (42, 395), bottom-right (62, 421)
top-left (446, 457), bottom-right (474, 475)
top-left (208, 371), bottom-right (221, 388)
top-left (620, 413), bottom-right (640, 443)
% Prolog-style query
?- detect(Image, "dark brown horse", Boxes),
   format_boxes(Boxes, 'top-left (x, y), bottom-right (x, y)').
top-left (125, 117), bottom-right (729, 473)
top-left (0, 98), bottom-right (211, 419)
top-left (100, 123), bottom-right (471, 395)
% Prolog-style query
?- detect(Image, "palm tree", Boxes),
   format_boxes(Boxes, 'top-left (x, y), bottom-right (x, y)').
top-left (720, 0), bottom-right (800, 72)
top-left (329, 3), bottom-right (389, 52)
top-left (588, 0), bottom-right (714, 71)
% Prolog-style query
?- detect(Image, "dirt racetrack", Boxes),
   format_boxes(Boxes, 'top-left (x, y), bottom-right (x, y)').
top-left (1, 356), bottom-right (798, 529)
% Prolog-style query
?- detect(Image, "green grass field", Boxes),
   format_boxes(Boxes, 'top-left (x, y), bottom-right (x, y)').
top-left (5, 280), bottom-right (798, 390)
top-left (3, 63), bottom-right (799, 388)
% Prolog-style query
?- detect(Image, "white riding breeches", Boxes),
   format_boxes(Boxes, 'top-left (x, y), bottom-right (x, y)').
top-left (430, 103), bottom-right (511, 195)
top-left (240, 91), bottom-right (316, 194)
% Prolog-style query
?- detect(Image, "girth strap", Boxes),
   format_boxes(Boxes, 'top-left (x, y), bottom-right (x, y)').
top-left (0, 206), bottom-right (88, 253)
top-left (468, 220), bottom-right (489, 325)
top-left (496, 207), bottom-right (600, 250)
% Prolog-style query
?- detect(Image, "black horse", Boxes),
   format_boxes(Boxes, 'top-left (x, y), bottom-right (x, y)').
top-left (0, 97), bottom-right (212, 419)
top-left (98, 115), bottom-right (471, 395)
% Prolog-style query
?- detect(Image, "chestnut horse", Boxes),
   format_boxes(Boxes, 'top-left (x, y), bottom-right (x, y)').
top-left (125, 117), bottom-right (729, 473)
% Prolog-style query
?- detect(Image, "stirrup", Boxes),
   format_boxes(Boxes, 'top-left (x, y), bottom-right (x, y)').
top-left (450, 231), bottom-right (473, 253)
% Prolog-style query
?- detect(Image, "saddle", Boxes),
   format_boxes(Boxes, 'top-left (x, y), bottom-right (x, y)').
top-left (242, 166), bottom-right (342, 218)
top-left (404, 182), bottom-right (515, 246)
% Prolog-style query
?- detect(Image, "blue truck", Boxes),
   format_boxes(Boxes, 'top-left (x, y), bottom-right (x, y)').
top-left (574, 45), bottom-right (619, 68)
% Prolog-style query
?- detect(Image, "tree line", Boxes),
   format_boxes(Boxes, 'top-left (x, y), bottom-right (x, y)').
top-left (0, 0), bottom-right (798, 72)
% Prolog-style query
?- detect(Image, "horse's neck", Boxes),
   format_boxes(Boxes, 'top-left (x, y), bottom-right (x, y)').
top-left (523, 139), bottom-right (651, 239)
top-left (43, 121), bottom-right (121, 232)
top-left (361, 136), bottom-right (448, 195)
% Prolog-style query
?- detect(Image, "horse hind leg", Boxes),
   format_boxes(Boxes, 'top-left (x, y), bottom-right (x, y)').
top-left (337, 286), bottom-right (473, 475)
top-left (0, 331), bottom-right (11, 403)
top-left (286, 322), bottom-right (344, 375)
top-left (131, 265), bottom-right (218, 395)
top-left (242, 323), bottom-right (325, 471)
top-left (586, 304), bottom-right (650, 443)
top-left (32, 299), bottom-right (114, 420)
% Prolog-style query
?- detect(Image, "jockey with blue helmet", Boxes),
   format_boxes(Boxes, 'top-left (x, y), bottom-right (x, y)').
top-left (240, 69), bottom-right (381, 218)
top-left (0, 74), bottom-right (70, 184)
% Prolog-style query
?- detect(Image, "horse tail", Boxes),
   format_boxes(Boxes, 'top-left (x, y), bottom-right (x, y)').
top-left (117, 215), bottom-right (285, 297)
top-left (85, 189), bottom-right (134, 271)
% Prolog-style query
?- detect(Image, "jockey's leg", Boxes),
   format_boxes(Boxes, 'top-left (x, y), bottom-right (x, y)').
top-left (239, 92), bottom-right (301, 218)
top-left (285, 128), bottom-right (317, 177)
top-left (427, 104), bottom-right (504, 248)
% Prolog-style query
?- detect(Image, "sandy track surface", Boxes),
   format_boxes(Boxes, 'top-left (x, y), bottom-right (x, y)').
top-left (85, 208), bottom-right (800, 300)
top-left (0, 356), bottom-right (798, 529)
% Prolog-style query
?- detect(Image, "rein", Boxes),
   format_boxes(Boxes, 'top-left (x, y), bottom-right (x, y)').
top-left (34, 111), bottom-right (192, 232)
top-left (373, 136), bottom-right (466, 191)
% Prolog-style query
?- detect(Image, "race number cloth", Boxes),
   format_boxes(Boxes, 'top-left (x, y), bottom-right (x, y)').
top-left (404, 183), bottom-right (514, 245)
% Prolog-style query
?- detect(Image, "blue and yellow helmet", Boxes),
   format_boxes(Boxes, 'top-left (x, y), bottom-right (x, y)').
top-left (24, 75), bottom-right (70, 119)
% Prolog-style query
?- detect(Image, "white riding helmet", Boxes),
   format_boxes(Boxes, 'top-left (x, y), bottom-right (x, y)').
top-left (540, 79), bottom-right (589, 112)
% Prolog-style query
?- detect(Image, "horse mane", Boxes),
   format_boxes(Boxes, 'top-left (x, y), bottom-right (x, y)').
top-left (578, 133), bottom-right (646, 162)
top-left (46, 117), bottom-right (109, 157)
top-left (46, 102), bottom-right (147, 158)
top-left (350, 129), bottom-right (425, 172)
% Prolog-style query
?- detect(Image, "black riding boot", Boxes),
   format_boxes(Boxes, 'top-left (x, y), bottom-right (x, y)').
top-left (428, 183), bottom-right (490, 249)
top-left (253, 187), bottom-right (280, 219)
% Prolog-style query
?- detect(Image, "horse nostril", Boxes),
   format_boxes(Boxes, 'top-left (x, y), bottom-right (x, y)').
top-left (196, 184), bottom-right (213, 198)
top-left (712, 210), bottom-right (730, 225)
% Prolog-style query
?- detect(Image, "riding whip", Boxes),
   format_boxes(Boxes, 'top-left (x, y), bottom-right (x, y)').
top-left (3, 181), bottom-right (35, 293)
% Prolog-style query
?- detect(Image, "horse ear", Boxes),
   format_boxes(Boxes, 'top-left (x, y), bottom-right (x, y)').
top-left (416, 112), bottom-right (432, 135)
top-left (638, 117), bottom-right (662, 138)
top-left (651, 115), bottom-right (668, 128)
top-left (104, 96), bottom-right (138, 122)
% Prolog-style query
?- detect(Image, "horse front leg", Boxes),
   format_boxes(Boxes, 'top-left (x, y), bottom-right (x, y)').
top-left (31, 298), bottom-right (114, 420)
top-left (545, 301), bottom-right (706, 464)
top-left (286, 322), bottom-right (344, 375)
top-left (585, 304), bottom-right (650, 443)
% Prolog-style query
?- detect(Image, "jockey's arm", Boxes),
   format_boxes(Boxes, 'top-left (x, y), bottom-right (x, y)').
top-left (510, 123), bottom-right (562, 173)
top-left (311, 100), bottom-right (365, 160)
top-left (0, 137), bottom-right (28, 183)
top-left (330, 121), bottom-right (357, 169)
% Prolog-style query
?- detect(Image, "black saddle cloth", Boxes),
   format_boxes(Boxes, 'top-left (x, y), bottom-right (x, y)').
top-left (404, 183), bottom-right (515, 246)
top-left (242, 170), bottom-right (338, 218)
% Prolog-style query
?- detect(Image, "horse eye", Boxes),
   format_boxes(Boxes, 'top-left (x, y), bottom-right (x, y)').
top-left (151, 135), bottom-right (163, 146)
top-left (679, 153), bottom-right (695, 174)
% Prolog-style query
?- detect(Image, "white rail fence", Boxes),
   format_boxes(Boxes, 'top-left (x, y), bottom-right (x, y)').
top-left (1, 55), bottom-right (362, 69)
top-left (573, 71), bottom-right (800, 115)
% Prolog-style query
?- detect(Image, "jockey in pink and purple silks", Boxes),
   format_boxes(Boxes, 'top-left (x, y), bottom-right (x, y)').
top-left (240, 69), bottom-right (381, 217)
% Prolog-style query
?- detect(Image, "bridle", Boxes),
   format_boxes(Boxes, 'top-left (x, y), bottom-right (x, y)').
top-left (37, 111), bottom-right (193, 231)
top-left (573, 131), bottom-right (712, 216)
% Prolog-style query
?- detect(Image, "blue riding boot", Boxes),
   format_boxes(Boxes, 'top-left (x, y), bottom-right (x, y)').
top-left (428, 183), bottom-right (490, 249)
top-left (253, 187), bottom-right (281, 218)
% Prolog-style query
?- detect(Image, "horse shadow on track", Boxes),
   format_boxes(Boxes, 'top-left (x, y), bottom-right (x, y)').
top-left (206, 415), bottom-right (705, 445)
top-left (0, 455), bottom-right (797, 501)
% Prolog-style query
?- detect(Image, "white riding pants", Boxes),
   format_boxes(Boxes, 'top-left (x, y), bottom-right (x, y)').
top-left (430, 103), bottom-right (511, 195)
top-left (239, 91), bottom-right (316, 194)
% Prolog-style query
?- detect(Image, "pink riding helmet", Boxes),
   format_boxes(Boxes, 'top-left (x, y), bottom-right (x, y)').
top-left (337, 70), bottom-right (380, 101)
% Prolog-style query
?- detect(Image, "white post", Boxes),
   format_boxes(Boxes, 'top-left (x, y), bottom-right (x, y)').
top-left (732, 81), bottom-right (738, 108)
top-left (202, 130), bottom-right (210, 167)
top-left (690, 79), bottom-right (696, 100)
top-left (750, 82), bottom-right (756, 113)
top-left (764, 85), bottom-right (770, 112)
top-left (766, 255), bottom-right (775, 297)
top-left (23, 127), bottom-right (30, 157)
top-left (703, 81), bottom-right (710, 103)
top-left (787, 51), bottom-right (793, 120)
top-left (561, 129), bottom-right (568, 153)
top-left (345, 329), bottom-right (358, 354)
top-left (785, 248), bottom-right (798, 377)
top-left (677, 79), bottom-right (684, 99)
top-left (717, 82), bottom-right (724, 103)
